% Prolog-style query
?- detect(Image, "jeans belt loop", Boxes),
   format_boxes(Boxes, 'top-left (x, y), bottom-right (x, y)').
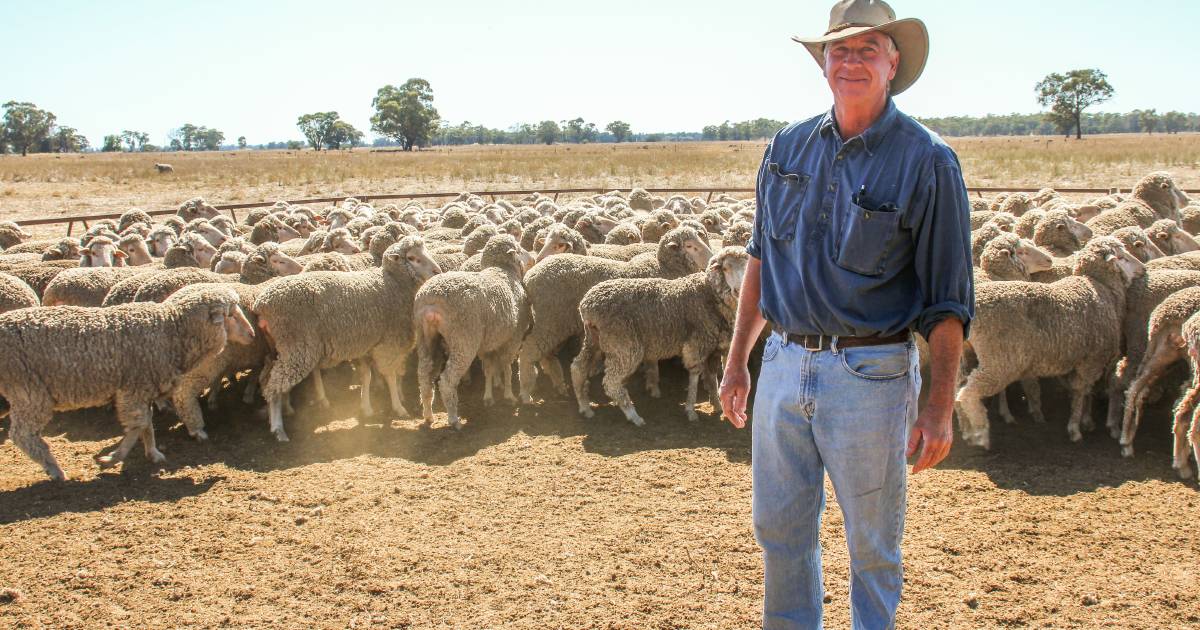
top-left (830, 335), bottom-right (840, 355)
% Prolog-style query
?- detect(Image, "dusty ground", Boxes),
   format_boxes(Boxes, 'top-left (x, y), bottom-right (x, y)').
top-left (1, 362), bottom-right (1197, 629)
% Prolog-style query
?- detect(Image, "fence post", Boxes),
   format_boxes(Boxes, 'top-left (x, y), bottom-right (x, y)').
top-left (229, 209), bottom-right (239, 223)
top-left (66, 221), bottom-right (74, 236)
top-left (706, 191), bottom-right (714, 202)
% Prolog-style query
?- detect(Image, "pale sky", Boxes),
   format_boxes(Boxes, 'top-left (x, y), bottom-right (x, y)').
top-left (3, 0), bottom-right (1196, 145)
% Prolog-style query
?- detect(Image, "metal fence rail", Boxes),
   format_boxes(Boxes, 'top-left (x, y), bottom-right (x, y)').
top-left (10, 185), bottom-right (1199, 236)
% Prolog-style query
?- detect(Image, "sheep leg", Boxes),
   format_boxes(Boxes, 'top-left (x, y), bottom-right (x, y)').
top-left (602, 351), bottom-right (645, 427)
top-left (1021, 378), bottom-right (1045, 424)
top-left (267, 395), bottom-right (289, 442)
top-left (1172, 384), bottom-right (1200, 478)
top-left (372, 350), bottom-right (410, 419)
top-left (540, 356), bottom-right (567, 396)
top-left (955, 371), bottom-right (1005, 450)
top-left (417, 340), bottom-right (438, 427)
top-left (1189, 407), bottom-right (1200, 483)
top-left (570, 328), bottom-right (604, 419)
top-left (171, 373), bottom-right (210, 441)
top-left (643, 360), bottom-right (662, 398)
top-left (261, 349), bottom-right (316, 432)
top-left (1106, 358), bottom-right (1131, 439)
top-left (98, 395), bottom-right (157, 468)
top-left (356, 359), bottom-right (375, 418)
top-left (996, 387), bottom-right (1017, 425)
top-left (309, 369), bottom-right (331, 409)
top-left (685, 368), bottom-right (701, 423)
top-left (8, 401), bottom-right (64, 481)
top-left (498, 355), bottom-right (518, 405)
top-left (241, 376), bottom-right (258, 405)
top-left (1065, 371), bottom-right (1100, 443)
top-left (1120, 350), bottom-right (1178, 457)
top-left (204, 377), bottom-right (223, 411)
top-left (437, 342), bottom-right (477, 430)
top-left (517, 345), bottom-right (540, 404)
top-left (480, 356), bottom-right (497, 408)
top-left (283, 393), bottom-right (295, 417)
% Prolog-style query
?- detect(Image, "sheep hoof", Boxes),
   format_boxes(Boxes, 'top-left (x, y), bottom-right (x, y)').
top-left (1080, 417), bottom-right (1095, 432)
top-left (627, 414), bottom-right (646, 427)
top-left (686, 412), bottom-right (700, 423)
top-left (317, 399), bottom-right (331, 410)
top-left (94, 453), bottom-right (120, 469)
top-left (147, 449), bottom-right (166, 464)
top-left (191, 429), bottom-right (209, 441)
top-left (272, 429), bottom-right (290, 443)
top-left (482, 397), bottom-right (494, 408)
top-left (392, 405), bottom-right (410, 419)
top-left (1001, 414), bottom-right (1017, 425)
top-left (1068, 427), bottom-right (1083, 443)
top-left (1032, 415), bottom-right (1047, 424)
top-left (578, 407), bottom-right (595, 419)
top-left (46, 468), bottom-right (67, 482)
top-left (1175, 465), bottom-right (1193, 479)
top-left (449, 418), bottom-right (463, 431)
top-left (519, 393), bottom-right (534, 405)
top-left (1108, 426), bottom-right (1122, 440)
top-left (1120, 445), bottom-right (1134, 458)
top-left (647, 387), bottom-right (662, 399)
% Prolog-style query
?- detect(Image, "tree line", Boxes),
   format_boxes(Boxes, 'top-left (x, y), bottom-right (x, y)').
top-left (4, 69), bottom-right (1200, 155)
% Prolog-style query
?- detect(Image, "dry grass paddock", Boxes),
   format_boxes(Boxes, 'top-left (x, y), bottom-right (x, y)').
top-left (1, 135), bottom-right (1199, 628)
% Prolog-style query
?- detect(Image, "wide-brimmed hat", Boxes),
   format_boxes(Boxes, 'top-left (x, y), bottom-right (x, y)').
top-left (791, 0), bottom-right (928, 95)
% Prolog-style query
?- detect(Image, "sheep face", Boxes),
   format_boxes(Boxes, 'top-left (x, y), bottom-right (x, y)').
top-left (119, 235), bottom-right (154, 266)
top-left (209, 301), bottom-right (256, 346)
top-left (190, 238), bottom-right (218, 268)
top-left (81, 237), bottom-right (127, 267)
top-left (384, 238), bottom-right (441, 283)
top-left (1013, 239), bottom-right (1054, 274)
top-left (267, 250), bottom-right (303, 276)
top-left (187, 221), bottom-right (228, 248)
top-left (331, 233), bottom-right (361, 255)
top-left (274, 220), bottom-right (302, 243)
top-left (148, 231), bottom-right (176, 257)
top-left (213, 251), bottom-right (245, 274)
top-left (1110, 227), bottom-right (1165, 263)
top-left (1148, 220), bottom-right (1200, 255)
top-left (1105, 243), bottom-right (1146, 285)
top-left (44, 239), bottom-right (81, 261)
top-left (535, 228), bottom-right (576, 262)
top-left (674, 233), bottom-right (714, 271)
top-left (1071, 204), bottom-right (1102, 223)
top-left (717, 248), bottom-right (749, 301)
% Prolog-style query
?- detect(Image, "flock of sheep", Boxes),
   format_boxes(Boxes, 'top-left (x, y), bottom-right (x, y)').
top-left (0, 190), bottom-right (748, 481)
top-left (0, 172), bottom-right (1198, 484)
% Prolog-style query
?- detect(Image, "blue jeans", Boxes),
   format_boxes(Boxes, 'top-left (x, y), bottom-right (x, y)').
top-left (752, 332), bottom-right (921, 630)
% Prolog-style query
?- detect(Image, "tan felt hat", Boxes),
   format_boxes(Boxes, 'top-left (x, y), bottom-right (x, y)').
top-left (792, 0), bottom-right (928, 95)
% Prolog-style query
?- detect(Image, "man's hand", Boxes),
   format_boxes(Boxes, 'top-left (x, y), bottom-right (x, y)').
top-left (719, 363), bottom-right (751, 429)
top-left (907, 402), bottom-right (953, 473)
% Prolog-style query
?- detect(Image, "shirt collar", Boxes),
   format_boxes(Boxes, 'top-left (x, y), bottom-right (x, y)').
top-left (819, 97), bottom-right (898, 157)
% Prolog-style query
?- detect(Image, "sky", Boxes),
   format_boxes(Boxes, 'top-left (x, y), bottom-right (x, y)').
top-left (3, 0), bottom-right (1197, 146)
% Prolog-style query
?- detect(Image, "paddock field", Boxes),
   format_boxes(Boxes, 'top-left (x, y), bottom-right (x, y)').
top-left (1, 136), bottom-right (1199, 629)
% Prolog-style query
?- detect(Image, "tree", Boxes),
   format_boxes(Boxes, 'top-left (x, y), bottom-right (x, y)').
top-left (296, 111), bottom-right (338, 150)
top-left (1035, 69), bottom-right (1114, 140)
top-left (102, 134), bottom-right (123, 152)
top-left (1137, 109), bottom-right (1159, 134)
top-left (1163, 111), bottom-right (1187, 134)
top-left (237, 136), bottom-right (247, 149)
top-left (49, 126), bottom-right (87, 152)
top-left (120, 130), bottom-right (149, 152)
top-left (286, 140), bottom-right (305, 150)
top-left (605, 121), bottom-right (632, 143)
top-left (537, 120), bottom-right (560, 145)
top-left (2, 101), bottom-right (56, 156)
top-left (198, 127), bottom-right (224, 151)
top-left (370, 79), bottom-right (439, 151)
top-left (328, 121), bottom-right (363, 149)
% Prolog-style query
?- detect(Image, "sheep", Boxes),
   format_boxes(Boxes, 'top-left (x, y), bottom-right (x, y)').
top-left (604, 222), bottom-right (643, 246)
top-left (164, 233), bottom-right (218, 269)
top-left (462, 224), bottom-right (500, 257)
top-left (1086, 172), bottom-right (1190, 236)
top-left (1145, 218), bottom-right (1200, 256)
top-left (118, 209), bottom-right (154, 233)
top-left (518, 226), bottom-right (714, 403)
top-left (1169, 311), bottom-right (1200, 479)
top-left (183, 219), bottom-right (230, 249)
top-left (178, 197), bottom-right (220, 222)
top-left (301, 252), bottom-right (352, 272)
top-left (254, 236), bottom-right (441, 441)
top-left (1031, 209), bottom-right (1092, 257)
top-left (1146, 251), bottom-right (1200, 273)
top-left (249, 215), bottom-right (301, 245)
top-left (165, 283), bottom-right (271, 440)
top-left (998, 192), bottom-right (1034, 217)
top-left (155, 163), bottom-right (175, 173)
top-left (988, 192), bottom-right (1011, 212)
top-left (415, 234), bottom-right (530, 429)
top-left (0, 273), bottom-right (39, 313)
top-left (977, 233), bottom-right (1054, 282)
top-left (42, 267), bottom-right (148, 307)
top-left (723, 220), bottom-right (753, 248)
top-left (1014, 209), bottom-right (1044, 239)
top-left (2, 237), bottom-right (79, 258)
top-left (1109, 226), bottom-right (1166, 263)
top-left (133, 268), bottom-right (234, 304)
top-left (162, 216), bottom-right (186, 236)
top-left (117, 233), bottom-right (155, 266)
top-left (535, 224), bottom-right (656, 262)
top-left (627, 188), bottom-right (654, 212)
top-left (1181, 205), bottom-right (1200, 236)
top-left (0, 286), bottom-right (253, 480)
top-left (955, 237), bottom-right (1145, 449)
top-left (1117, 287), bottom-right (1200, 458)
top-left (639, 210), bottom-right (680, 243)
top-left (574, 214), bottom-right (618, 244)
top-left (2, 261), bottom-right (78, 298)
top-left (571, 246), bottom-right (747, 426)
top-left (212, 250), bottom-right (247, 275)
top-left (0, 221), bottom-right (33, 250)
top-left (519, 216), bottom-right (555, 251)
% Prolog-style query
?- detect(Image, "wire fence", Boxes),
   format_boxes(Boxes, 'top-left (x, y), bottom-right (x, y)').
top-left (11, 185), bottom-right (1198, 236)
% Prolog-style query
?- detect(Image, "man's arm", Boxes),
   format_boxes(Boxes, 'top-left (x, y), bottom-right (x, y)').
top-left (907, 317), bottom-right (961, 472)
top-left (719, 256), bottom-right (767, 429)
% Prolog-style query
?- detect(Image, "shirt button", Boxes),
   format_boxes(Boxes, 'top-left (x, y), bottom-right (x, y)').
top-left (836, 154), bottom-right (844, 160)
top-left (828, 183), bottom-right (836, 191)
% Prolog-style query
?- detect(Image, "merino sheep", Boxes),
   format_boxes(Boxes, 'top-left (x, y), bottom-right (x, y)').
top-left (164, 233), bottom-right (218, 269)
top-left (415, 235), bottom-right (530, 429)
top-left (2, 237), bottom-right (79, 258)
top-left (956, 237), bottom-right (1145, 449)
top-left (639, 210), bottom-right (681, 243)
top-left (1031, 209), bottom-right (1092, 257)
top-left (117, 233), bottom-right (155, 266)
top-left (0, 286), bottom-right (253, 480)
top-left (1086, 172), bottom-right (1191, 236)
top-left (604, 223), bottom-right (643, 246)
top-left (41, 267), bottom-right (148, 307)
top-left (1146, 218), bottom-right (1200, 256)
top-left (146, 227), bottom-right (176, 257)
top-left (254, 236), bottom-right (441, 441)
top-left (211, 250), bottom-right (247, 275)
top-left (518, 226), bottom-right (714, 403)
top-left (1169, 311), bottom-right (1200, 479)
top-left (977, 233), bottom-right (1054, 282)
top-left (178, 197), bottom-right (220, 222)
top-left (155, 163), bottom-right (175, 174)
top-left (118, 209), bottom-right (154, 233)
top-left (1180, 205), bottom-right (1200, 236)
top-left (571, 246), bottom-right (747, 426)
top-left (0, 273), bottom-right (39, 313)
top-left (0, 221), bottom-right (32, 250)
top-left (1118, 286), bottom-right (1200, 458)
top-left (1109, 226), bottom-right (1166, 263)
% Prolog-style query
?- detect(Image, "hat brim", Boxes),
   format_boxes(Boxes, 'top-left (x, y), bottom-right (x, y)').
top-left (791, 18), bottom-right (928, 96)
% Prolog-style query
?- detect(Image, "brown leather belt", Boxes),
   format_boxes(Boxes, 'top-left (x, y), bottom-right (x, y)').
top-left (773, 326), bottom-right (910, 352)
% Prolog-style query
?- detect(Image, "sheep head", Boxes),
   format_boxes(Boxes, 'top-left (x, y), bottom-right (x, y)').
top-left (42, 238), bottom-right (81, 261)
top-left (1148, 218), bottom-right (1200, 255)
top-left (1133, 171), bottom-right (1190, 220)
top-left (1074, 236), bottom-right (1144, 286)
top-left (707, 246), bottom-right (749, 310)
top-left (660, 226), bottom-right (714, 273)
top-left (1109, 227), bottom-right (1165, 263)
top-left (385, 235), bottom-right (441, 283)
top-left (478, 234), bottom-right (526, 277)
top-left (324, 228), bottom-right (361, 254)
top-left (118, 233), bottom-right (154, 266)
top-left (80, 236), bottom-right (127, 267)
top-left (535, 224), bottom-right (587, 262)
top-left (212, 250), bottom-right (247, 274)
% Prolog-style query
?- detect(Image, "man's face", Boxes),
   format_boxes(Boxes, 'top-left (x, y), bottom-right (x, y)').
top-left (823, 32), bottom-right (899, 103)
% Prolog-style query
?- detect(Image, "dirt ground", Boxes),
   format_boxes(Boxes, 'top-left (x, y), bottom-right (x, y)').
top-left (1, 360), bottom-right (1197, 629)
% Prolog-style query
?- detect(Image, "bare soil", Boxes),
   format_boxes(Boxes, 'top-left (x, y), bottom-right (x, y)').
top-left (1, 363), bottom-right (1197, 629)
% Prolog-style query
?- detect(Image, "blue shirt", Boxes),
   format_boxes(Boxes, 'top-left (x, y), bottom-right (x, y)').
top-left (746, 98), bottom-right (974, 340)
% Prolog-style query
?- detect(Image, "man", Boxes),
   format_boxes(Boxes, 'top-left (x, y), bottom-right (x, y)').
top-left (718, 1), bottom-right (974, 628)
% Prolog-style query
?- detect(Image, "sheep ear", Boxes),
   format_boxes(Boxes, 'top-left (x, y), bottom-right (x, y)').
top-left (114, 250), bottom-right (128, 258)
top-left (209, 307), bottom-right (226, 324)
top-left (667, 241), bottom-right (679, 249)
top-left (1104, 253), bottom-right (1118, 263)
top-left (1000, 249), bottom-right (1012, 258)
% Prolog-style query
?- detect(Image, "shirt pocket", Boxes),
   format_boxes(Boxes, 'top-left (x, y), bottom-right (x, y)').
top-left (834, 200), bottom-right (902, 276)
top-left (761, 163), bottom-right (811, 241)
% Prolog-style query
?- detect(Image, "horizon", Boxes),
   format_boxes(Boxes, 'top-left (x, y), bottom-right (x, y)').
top-left (4, 0), bottom-right (1197, 146)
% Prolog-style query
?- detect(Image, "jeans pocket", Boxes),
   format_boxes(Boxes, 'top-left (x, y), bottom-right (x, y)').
top-left (839, 343), bottom-right (910, 380)
top-left (761, 333), bottom-right (782, 363)
top-left (762, 164), bottom-right (810, 241)
top-left (834, 201), bottom-right (901, 276)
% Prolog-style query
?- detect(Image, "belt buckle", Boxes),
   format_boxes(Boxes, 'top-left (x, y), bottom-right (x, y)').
top-left (801, 334), bottom-right (825, 352)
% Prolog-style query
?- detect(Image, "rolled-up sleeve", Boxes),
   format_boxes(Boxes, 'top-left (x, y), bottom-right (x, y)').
top-left (745, 143), bottom-right (771, 260)
top-left (911, 159), bottom-right (975, 340)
